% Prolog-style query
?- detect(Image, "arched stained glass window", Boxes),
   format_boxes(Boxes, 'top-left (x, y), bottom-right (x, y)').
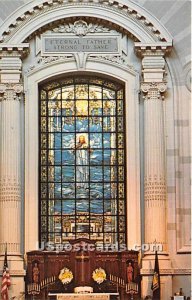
top-left (39, 76), bottom-right (126, 248)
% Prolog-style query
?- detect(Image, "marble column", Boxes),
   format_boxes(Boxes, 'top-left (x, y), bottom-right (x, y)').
top-left (0, 53), bottom-right (26, 296)
top-left (135, 45), bottom-right (173, 299)
top-left (142, 81), bottom-right (167, 250)
top-left (0, 82), bottom-right (23, 255)
top-left (136, 49), bottom-right (169, 252)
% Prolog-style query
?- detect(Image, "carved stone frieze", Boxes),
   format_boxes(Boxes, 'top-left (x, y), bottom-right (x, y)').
top-left (0, 83), bottom-right (23, 101)
top-left (90, 53), bottom-right (133, 69)
top-left (26, 55), bottom-right (73, 73)
top-left (52, 20), bottom-right (111, 36)
top-left (26, 53), bottom-right (134, 74)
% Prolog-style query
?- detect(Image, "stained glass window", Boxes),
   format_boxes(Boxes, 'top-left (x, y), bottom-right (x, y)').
top-left (39, 76), bottom-right (126, 248)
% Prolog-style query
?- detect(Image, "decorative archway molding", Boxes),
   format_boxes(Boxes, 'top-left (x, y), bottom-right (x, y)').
top-left (23, 58), bottom-right (141, 254)
top-left (0, 0), bottom-right (172, 44)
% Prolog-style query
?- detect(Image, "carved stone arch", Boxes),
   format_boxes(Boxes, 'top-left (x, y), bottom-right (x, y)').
top-left (0, 0), bottom-right (172, 44)
top-left (24, 59), bottom-right (141, 254)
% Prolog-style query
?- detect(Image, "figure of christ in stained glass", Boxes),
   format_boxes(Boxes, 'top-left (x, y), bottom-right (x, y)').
top-left (39, 77), bottom-right (126, 247)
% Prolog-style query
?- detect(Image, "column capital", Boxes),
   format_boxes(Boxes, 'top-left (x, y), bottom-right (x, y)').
top-left (141, 81), bottom-right (167, 92)
top-left (0, 83), bottom-right (23, 101)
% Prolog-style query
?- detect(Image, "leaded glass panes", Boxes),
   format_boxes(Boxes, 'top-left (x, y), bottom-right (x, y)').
top-left (39, 76), bottom-right (126, 248)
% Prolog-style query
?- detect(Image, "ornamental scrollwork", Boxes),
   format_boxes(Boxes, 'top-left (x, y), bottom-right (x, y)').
top-left (52, 20), bottom-right (111, 36)
top-left (141, 82), bottom-right (167, 93)
top-left (0, 83), bottom-right (23, 101)
top-left (141, 82), bottom-right (167, 101)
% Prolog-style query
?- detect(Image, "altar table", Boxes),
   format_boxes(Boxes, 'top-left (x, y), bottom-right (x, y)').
top-left (48, 293), bottom-right (120, 300)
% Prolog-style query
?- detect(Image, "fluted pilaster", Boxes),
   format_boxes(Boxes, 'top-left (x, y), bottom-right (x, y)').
top-left (0, 82), bottom-right (23, 255)
top-left (142, 82), bottom-right (167, 249)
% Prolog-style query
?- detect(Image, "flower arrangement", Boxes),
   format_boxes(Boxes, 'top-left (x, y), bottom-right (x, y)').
top-left (92, 268), bottom-right (106, 284)
top-left (59, 267), bottom-right (73, 285)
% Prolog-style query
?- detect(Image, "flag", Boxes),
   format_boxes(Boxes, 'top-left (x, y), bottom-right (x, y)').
top-left (1, 246), bottom-right (11, 300)
top-left (151, 251), bottom-right (160, 300)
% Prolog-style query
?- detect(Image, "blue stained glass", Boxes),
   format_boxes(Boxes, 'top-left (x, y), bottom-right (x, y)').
top-left (103, 150), bottom-right (116, 165)
top-left (76, 200), bottom-right (89, 212)
top-left (55, 166), bottom-right (61, 182)
top-left (54, 133), bottom-right (62, 148)
top-left (90, 150), bottom-right (103, 165)
top-left (62, 117), bottom-right (75, 132)
top-left (90, 107), bottom-right (102, 116)
top-left (62, 200), bottom-right (75, 214)
top-left (62, 133), bottom-right (75, 148)
top-left (89, 119), bottom-right (102, 132)
top-left (62, 183), bottom-right (75, 198)
top-left (90, 200), bottom-right (103, 213)
top-left (104, 183), bottom-right (111, 199)
top-left (76, 187), bottom-right (89, 199)
top-left (62, 166), bottom-right (75, 182)
top-left (104, 166), bottom-right (111, 181)
top-left (90, 166), bottom-right (103, 182)
top-left (90, 183), bottom-right (103, 199)
top-left (40, 77), bottom-right (125, 246)
top-left (54, 183), bottom-right (61, 198)
top-left (90, 133), bottom-right (102, 148)
top-left (76, 117), bottom-right (88, 132)
top-left (104, 201), bottom-right (111, 213)
top-left (103, 133), bottom-right (111, 148)
top-left (49, 150), bottom-right (61, 165)
top-left (54, 200), bottom-right (62, 214)
top-left (62, 150), bottom-right (74, 165)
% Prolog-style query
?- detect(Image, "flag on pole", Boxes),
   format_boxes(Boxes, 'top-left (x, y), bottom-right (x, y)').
top-left (1, 246), bottom-right (11, 300)
top-left (151, 251), bottom-right (160, 300)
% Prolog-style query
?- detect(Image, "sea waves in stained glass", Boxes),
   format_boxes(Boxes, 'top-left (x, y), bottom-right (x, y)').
top-left (40, 77), bottom-right (126, 246)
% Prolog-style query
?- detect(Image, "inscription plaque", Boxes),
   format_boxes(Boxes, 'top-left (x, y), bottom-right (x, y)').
top-left (42, 34), bottom-right (120, 55)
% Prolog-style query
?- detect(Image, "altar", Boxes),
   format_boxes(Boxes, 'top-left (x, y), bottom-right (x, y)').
top-left (26, 239), bottom-right (140, 298)
top-left (48, 293), bottom-right (120, 300)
